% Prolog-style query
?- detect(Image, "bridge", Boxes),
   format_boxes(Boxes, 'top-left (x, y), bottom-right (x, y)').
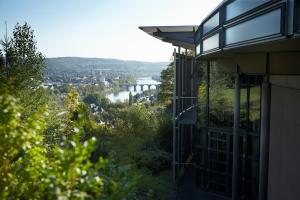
top-left (119, 83), bottom-right (160, 91)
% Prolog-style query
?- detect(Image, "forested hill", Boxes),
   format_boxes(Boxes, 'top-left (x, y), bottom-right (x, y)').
top-left (45, 57), bottom-right (169, 76)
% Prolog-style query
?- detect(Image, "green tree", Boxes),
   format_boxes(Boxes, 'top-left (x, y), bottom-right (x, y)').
top-left (83, 93), bottom-right (110, 111)
top-left (0, 50), bottom-right (4, 68)
top-left (129, 91), bottom-right (133, 106)
top-left (0, 93), bottom-right (136, 199)
top-left (0, 23), bottom-right (44, 92)
top-left (157, 63), bottom-right (174, 104)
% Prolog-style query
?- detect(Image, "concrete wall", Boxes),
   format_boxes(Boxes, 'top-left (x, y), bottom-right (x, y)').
top-left (268, 76), bottom-right (300, 200)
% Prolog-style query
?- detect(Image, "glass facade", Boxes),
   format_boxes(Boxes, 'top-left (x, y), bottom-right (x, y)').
top-left (239, 74), bottom-right (262, 200)
top-left (225, 9), bottom-right (281, 45)
top-left (226, 0), bottom-right (270, 21)
top-left (203, 12), bottom-right (220, 35)
top-left (203, 33), bottom-right (219, 52)
top-left (195, 61), bottom-right (263, 199)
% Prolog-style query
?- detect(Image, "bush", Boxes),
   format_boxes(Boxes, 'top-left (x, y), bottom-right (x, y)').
top-left (0, 93), bottom-right (136, 199)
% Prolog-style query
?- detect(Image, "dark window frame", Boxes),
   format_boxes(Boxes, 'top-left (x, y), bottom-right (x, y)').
top-left (223, 3), bottom-right (286, 48)
top-left (202, 9), bottom-right (222, 37)
top-left (224, 0), bottom-right (278, 23)
top-left (294, 0), bottom-right (300, 33)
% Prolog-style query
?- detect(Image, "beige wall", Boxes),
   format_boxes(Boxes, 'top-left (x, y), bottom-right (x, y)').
top-left (268, 76), bottom-right (300, 200)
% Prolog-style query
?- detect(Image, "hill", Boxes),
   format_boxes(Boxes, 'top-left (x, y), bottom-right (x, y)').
top-left (44, 57), bottom-right (169, 76)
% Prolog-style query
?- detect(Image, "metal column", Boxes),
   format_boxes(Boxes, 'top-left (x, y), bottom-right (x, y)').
top-left (232, 67), bottom-right (240, 200)
top-left (258, 73), bottom-right (271, 200)
top-left (204, 60), bottom-right (210, 190)
top-left (172, 48), bottom-right (177, 185)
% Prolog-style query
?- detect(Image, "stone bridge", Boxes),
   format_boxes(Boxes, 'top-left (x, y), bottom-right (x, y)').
top-left (119, 83), bottom-right (160, 91)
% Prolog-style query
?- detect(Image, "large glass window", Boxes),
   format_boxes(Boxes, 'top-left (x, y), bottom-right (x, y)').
top-left (225, 9), bottom-right (281, 45)
top-left (203, 12), bottom-right (220, 35)
top-left (209, 63), bottom-right (234, 128)
top-left (195, 61), bottom-right (262, 199)
top-left (239, 74), bottom-right (262, 200)
top-left (226, 0), bottom-right (270, 21)
top-left (203, 33), bottom-right (219, 52)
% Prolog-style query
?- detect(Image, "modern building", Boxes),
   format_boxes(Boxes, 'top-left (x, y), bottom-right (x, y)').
top-left (140, 0), bottom-right (300, 200)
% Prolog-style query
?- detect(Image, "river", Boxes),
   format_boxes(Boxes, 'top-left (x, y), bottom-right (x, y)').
top-left (106, 77), bottom-right (160, 103)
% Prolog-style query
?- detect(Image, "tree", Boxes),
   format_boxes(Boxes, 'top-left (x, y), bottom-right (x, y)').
top-left (129, 91), bottom-right (133, 106)
top-left (0, 23), bottom-right (44, 92)
top-left (0, 50), bottom-right (4, 68)
top-left (0, 93), bottom-right (136, 199)
top-left (157, 63), bottom-right (174, 105)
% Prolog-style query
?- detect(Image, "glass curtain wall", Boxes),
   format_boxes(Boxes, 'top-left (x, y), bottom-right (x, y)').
top-left (195, 60), bottom-right (262, 199)
top-left (239, 74), bottom-right (262, 200)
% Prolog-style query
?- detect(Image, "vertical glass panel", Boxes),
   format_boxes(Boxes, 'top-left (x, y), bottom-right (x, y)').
top-left (197, 61), bottom-right (207, 126)
top-left (225, 9), bottom-right (281, 45)
top-left (226, 0), bottom-right (270, 21)
top-left (203, 33), bottom-right (219, 52)
top-left (209, 62), bottom-right (234, 128)
top-left (196, 44), bottom-right (201, 55)
top-left (249, 86), bottom-right (261, 133)
top-left (203, 12), bottom-right (220, 34)
top-left (238, 75), bottom-right (262, 200)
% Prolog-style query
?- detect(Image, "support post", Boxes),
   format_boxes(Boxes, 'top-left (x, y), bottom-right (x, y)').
top-left (259, 70), bottom-right (271, 200)
top-left (204, 60), bottom-right (210, 190)
top-left (172, 48), bottom-right (177, 186)
top-left (232, 67), bottom-right (240, 200)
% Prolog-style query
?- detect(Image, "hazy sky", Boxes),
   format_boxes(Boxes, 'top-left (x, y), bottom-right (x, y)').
top-left (0, 0), bottom-right (222, 62)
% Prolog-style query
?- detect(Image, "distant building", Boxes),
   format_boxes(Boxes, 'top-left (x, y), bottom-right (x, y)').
top-left (140, 1), bottom-right (300, 200)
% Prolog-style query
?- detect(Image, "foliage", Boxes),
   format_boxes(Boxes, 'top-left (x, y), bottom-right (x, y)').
top-left (134, 170), bottom-right (172, 200)
top-left (0, 23), bottom-right (44, 92)
top-left (0, 22), bottom-right (174, 200)
top-left (0, 50), bottom-right (4, 68)
top-left (78, 84), bottom-right (106, 97)
top-left (157, 63), bottom-right (174, 105)
top-left (115, 105), bottom-right (157, 137)
top-left (134, 142), bottom-right (171, 174)
top-left (156, 110), bottom-right (173, 153)
top-left (129, 92), bottom-right (133, 106)
top-left (83, 93), bottom-right (110, 111)
top-left (45, 57), bottom-right (167, 77)
top-left (0, 93), bottom-right (136, 199)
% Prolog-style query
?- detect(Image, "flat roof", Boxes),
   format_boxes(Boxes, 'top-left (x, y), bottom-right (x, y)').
top-left (139, 26), bottom-right (198, 49)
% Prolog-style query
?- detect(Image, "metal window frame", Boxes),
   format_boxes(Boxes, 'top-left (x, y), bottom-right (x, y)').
top-left (223, 3), bottom-right (287, 49)
top-left (194, 0), bottom-right (288, 57)
top-left (202, 11), bottom-right (221, 36)
top-left (202, 30), bottom-right (222, 54)
top-left (294, 0), bottom-right (300, 33)
top-left (224, 0), bottom-right (279, 23)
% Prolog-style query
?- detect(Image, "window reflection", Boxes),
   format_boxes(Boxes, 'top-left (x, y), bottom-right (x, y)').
top-left (203, 33), bottom-right (219, 52)
top-left (203, 12), bottom-right (220, 34)
top-left (226, 0), bottom-right (270, 21)
top-left (209, 62), bottom-right (234, 128)
top-left (196, 62), bottom-right (263, 199)
top-left (225, 9), bottom-right (281, 45)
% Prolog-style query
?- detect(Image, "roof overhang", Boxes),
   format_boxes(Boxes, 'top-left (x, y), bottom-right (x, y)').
top-left (139, 26), bottom-right (198, 50)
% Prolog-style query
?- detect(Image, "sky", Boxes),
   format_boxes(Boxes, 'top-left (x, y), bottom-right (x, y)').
top-left (0, 0), bottom-right (222, 62)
